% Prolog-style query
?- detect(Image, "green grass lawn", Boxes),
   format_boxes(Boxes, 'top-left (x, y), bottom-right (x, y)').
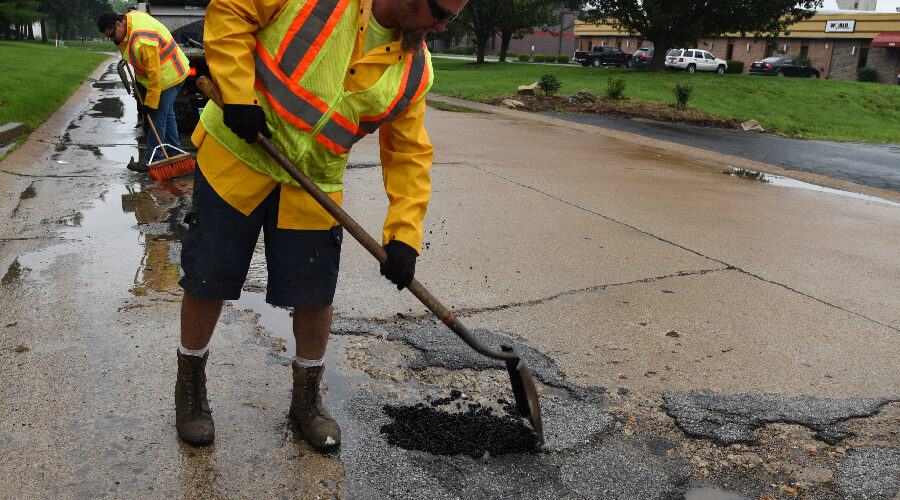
top-left (0, 40), bottom-right (113, 130)
top-left (430, 58), bottom-right (900, 143)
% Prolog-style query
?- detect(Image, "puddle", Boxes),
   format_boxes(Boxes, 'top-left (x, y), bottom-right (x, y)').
top-left (724, 168), bottom-right (900, 207)
top-left (77, 144), bottom-right (103, 158)
top-left (92, 81), bottom-right (125, 90)
top-left (231, 290), bottom-right (373, 403)
top-left (89, 97), bottom-right (125, 120)
top-left (99, 145), bottom-right (139, 164)
top-left (15, 184), bottom-right (146, 288)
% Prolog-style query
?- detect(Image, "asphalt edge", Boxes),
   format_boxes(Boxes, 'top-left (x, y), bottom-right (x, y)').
top-left (426, 94), bottom-right (900, 204)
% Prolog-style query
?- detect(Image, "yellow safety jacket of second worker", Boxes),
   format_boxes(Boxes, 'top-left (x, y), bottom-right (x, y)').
top-left (120, 11), bottom-right (190, 105)
top-left (199, 0), bottom-right (433, 193)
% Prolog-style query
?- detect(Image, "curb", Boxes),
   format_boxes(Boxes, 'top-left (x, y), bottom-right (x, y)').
top-left (0, 123), bottom-right (29, 145)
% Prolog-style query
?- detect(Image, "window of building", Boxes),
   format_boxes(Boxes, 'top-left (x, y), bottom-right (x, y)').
top-left (766, 43), bottom-right (776, 57)
top-left (726, 42), bottom-right (734, 59)
top-left (800, 44), bottom-right (809, 60)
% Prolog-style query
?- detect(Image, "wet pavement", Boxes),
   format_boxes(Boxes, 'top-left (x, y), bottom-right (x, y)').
top-left (539, 112), bottom-right (900, 194)
top-left (0, 60), bottom-right (898, 498)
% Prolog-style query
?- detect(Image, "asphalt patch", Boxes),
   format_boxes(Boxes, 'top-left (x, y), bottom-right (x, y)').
top-left (663, 390), bottom-right (898, 445)
top-left (388, 322), bottom-right (607, 402)
top-left (380, 402), bottom-right (539, 458)
top-left (340, 391), bottom-right (681, 499)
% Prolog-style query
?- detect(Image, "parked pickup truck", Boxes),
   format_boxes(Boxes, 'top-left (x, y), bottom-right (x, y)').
top-left (573, 46), bottom-right (632, 67)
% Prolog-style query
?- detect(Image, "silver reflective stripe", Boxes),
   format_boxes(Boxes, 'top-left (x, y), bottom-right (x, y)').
top-left (278, 0), bottom-right (344, 77)
top-left (318, 120), bottom-right (359, 151)
top-left (128, 30), bottom-right (165, 68)
top-left (254, 51), bottom-right (324, 130)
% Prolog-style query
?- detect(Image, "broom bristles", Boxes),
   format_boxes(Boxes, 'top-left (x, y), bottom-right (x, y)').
top-left (148, 153), bottom-right (195, 181)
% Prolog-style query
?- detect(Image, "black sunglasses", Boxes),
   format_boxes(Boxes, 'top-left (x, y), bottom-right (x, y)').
top-left (426, 0), bottom-right (459, 23)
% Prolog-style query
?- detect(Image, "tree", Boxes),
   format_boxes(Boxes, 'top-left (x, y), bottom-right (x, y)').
top-left (0, 0), bottom-right (41, 40)
top-left (455, 0), bottom-right (587, 63)
top-left (579, 0), bottom-right (822, 71)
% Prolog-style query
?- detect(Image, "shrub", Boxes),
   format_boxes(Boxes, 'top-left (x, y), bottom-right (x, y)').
top-left (506, 52), bottom-right (516, 58)
top-left (674, 83), bottom-right (694, 107)
top-left (518, 53), bottom-right (530, 62)
top-left (857, 66), bottom-right (878, 83)
top-left (538, 73), bottom-right (562, 96)
top-left (605, 78), bottom-right (626, 99)
top-left (459, 45), bottom-right (475, 55)
top-left (533, 55), bottom-right (544, 62)
top-left (797, 57), bottom-right (812, 67)
top-left (724, 60), bottom-right (744, 74)
top-left (556, 54), bottom-right (569, 64)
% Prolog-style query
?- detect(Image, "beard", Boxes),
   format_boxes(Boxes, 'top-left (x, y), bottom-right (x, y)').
top-left (401, 27), bottom-right (427, 53)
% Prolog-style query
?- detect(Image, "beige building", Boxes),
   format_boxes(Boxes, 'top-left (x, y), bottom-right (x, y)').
top-left (575, 12), bottom-right (900, 84)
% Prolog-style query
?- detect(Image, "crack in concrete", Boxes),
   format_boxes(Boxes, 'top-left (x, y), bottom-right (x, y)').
top-left (471, 165), bottom-right (900, 334)
top-left (662, 390), bottom-right (899, 446)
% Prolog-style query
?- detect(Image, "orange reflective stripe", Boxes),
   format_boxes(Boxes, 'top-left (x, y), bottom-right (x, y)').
top-left (254, 42), bottom-right (329, 133)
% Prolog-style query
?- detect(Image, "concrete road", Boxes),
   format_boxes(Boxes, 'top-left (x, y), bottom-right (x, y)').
top-left (0, 60), bottom-right (898, 498)
top-left (541, 112), bottom-right (900, 194)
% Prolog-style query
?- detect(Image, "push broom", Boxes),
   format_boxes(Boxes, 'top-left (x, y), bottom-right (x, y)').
top-left (197, 76), bottom-right (545, 444)
top-left (123, 62), bottom-right (195, 181)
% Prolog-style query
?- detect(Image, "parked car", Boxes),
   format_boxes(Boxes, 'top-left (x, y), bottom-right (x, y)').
top-left (665, 48), bottom-right (728, 74)
top-left (573, 46), bottom-right (632, 67)
top-left (749, 57), bottom-right (820, 78)
top-left (629, 47), bottom-right (654, 68)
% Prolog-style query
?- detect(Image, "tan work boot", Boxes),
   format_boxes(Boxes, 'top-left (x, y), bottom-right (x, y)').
top-left (289, 363), bottom-right (341, 449)
top-left (175, 350), bottom-right (215, 446)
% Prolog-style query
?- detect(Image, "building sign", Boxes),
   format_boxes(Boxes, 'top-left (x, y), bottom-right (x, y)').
top-left (825, 20), bottom-right (856, 33)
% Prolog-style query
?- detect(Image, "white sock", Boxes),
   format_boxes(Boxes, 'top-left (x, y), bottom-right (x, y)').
top-left (293, 355), bottom-right (324, 368)
top-left (179, 345), bottom-right (209, 357)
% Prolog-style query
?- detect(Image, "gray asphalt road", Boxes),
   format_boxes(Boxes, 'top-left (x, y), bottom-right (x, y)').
top-left (543, 112), bottom-right (900, 193)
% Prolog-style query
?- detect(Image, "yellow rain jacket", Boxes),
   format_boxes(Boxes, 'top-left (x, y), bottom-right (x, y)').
top-left (193, 0), bottom-right (434, 251)
top-left (118, 11), bottom-right (190, 109)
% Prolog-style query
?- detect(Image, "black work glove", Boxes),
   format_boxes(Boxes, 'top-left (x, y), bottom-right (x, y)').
top-left (380, 240), bottom-right (418, 290)
top-left (223, 104), bottom-right (272, 143)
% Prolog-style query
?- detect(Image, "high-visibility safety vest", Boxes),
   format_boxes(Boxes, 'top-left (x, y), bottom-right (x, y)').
top-left (199, 0), bottom-right (433, 192)
top-left (122, 11), bottom-right (190, 89)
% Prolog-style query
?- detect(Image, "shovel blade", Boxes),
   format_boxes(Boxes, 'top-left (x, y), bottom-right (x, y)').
top-left (503, 347), bottom-right (544, 444)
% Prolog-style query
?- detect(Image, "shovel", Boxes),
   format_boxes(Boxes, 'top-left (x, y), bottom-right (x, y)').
top-left (197, 76), bottom-right (544, 444)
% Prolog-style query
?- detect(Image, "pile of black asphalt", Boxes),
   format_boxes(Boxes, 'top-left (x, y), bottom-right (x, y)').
top-left (662, 390), bottom-right (898, 445)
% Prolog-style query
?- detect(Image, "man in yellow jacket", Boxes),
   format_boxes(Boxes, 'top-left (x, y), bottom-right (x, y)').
top-left (98, 11), bottom-right (190, 168)
top-left (173, 0), bottom-right (466, 449)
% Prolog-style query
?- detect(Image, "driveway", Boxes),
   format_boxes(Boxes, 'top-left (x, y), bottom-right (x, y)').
top-left (542, 112), bottom-right (900, 193)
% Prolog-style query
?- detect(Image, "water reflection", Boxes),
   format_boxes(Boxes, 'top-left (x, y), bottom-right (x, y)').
top-left (120, 178), bottom-right (193, 295)
top-left (90, 97), bottom-right (125, 120)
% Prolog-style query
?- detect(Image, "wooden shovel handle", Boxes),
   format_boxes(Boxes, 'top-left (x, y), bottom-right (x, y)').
top-left (196, 76), bottom-right (517, 362)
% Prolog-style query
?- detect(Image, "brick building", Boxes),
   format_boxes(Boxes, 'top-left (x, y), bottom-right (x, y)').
top-left (574, 12), bottom-right (900, 84)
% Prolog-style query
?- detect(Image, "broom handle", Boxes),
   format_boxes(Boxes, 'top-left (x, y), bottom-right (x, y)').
top-left (123, 62), bottom-right (170, 160)
top-left (196, 76), bottom-right (517, 362)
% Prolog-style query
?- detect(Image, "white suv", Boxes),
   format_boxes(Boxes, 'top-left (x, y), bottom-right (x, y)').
top-left (665, 49), bottom-right (728, 74)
